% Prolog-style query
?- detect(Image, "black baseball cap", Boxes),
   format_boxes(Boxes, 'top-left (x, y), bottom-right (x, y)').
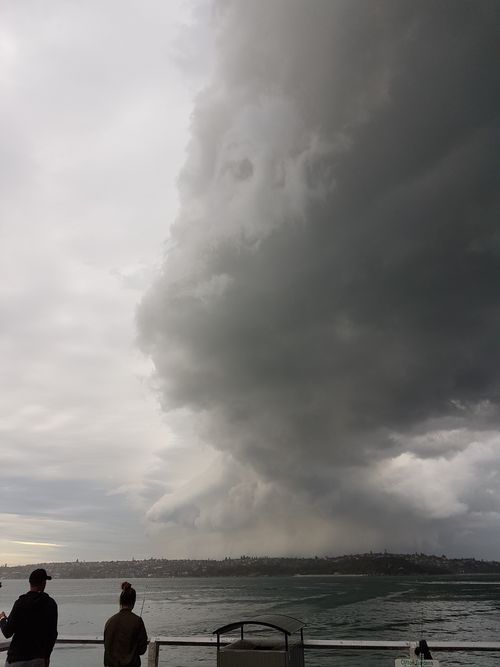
top-left (29, 568), bottom-right (52, 584)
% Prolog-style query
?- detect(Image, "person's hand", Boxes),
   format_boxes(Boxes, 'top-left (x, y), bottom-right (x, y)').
top-left (0, 612), bottom-right (7, 621)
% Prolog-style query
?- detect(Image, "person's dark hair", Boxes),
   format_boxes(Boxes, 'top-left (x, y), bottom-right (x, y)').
top-left (120, 581), bottom-right (136, 608)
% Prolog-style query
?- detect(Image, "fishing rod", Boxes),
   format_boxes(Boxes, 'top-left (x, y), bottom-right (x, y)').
top-left (139, 583), bottom-right (148, 617)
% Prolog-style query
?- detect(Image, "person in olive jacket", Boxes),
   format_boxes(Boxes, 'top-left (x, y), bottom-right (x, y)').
top-left (104, 581), bottom-right (148, 667)
top-left (0, 568), bottom-right (58, 667)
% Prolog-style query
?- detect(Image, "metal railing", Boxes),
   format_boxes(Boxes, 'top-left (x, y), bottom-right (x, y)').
top-left (3, 636), bottom-right (500, 666)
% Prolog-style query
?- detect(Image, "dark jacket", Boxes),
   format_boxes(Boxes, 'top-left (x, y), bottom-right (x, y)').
top-left (0, 590), bottom-right (58, 662)
top-left (104, 608), bottom-right (148, 667)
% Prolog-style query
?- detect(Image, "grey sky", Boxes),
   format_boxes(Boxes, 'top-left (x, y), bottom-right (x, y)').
top-left (2, 0), bottom-right (500, 565)
top-left (138, 1), bottom-right (500, 559)
top-left (0, 0), bottom-right (210, 564)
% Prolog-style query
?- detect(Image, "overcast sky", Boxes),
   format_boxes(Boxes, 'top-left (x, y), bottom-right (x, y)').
top-left (2, 1), bottom-right (500, 566)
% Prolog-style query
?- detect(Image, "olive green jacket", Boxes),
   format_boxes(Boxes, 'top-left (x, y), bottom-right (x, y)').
top-left (104, 609), bottom-right (147, 667)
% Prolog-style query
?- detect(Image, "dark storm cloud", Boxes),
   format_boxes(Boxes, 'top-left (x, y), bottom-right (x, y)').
top-left (138, 1), bottom-right (500, 554)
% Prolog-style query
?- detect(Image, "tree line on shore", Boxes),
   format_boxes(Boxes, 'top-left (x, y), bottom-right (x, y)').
top-left (2, 552), bottom-right (500, 579)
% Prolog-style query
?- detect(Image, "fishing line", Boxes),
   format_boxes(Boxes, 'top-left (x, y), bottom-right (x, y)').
top-left (420, 596), bottom-right (424, 665)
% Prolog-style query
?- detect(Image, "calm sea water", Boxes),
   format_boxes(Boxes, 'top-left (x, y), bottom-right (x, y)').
top-left (1, 575), bottom-right (499, 666)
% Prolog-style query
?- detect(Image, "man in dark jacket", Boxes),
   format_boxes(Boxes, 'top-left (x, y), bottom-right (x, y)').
top-left (0, 568), bottom-right (58, 667)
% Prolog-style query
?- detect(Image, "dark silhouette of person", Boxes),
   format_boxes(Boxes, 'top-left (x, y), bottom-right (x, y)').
top-left (0, 568), bottom-right (58, 667)
top-left (104, 581), bottom-right (147, 667)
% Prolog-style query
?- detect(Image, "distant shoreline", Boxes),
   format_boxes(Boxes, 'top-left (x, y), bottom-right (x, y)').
top-left (2, 552), bottom-right (500, 579)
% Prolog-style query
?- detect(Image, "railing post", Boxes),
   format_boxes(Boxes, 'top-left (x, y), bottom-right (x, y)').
top-left (147, 639), bottom-right (160, 667)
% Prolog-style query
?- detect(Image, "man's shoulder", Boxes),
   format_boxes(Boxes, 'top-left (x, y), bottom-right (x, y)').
top-left (11, 592), bottom-right (31, 607)
top-left (32, 592), bottom-right (57, 608)
top-left (43, 593), bottom-right (58, 609)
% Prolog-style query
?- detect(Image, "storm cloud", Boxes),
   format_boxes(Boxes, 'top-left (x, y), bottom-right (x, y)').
top-left (138, 1), bottom-right (500, 556)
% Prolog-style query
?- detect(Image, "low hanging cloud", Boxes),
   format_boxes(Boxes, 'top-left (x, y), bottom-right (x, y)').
top-left (138, 0), bottom-right (500, 557)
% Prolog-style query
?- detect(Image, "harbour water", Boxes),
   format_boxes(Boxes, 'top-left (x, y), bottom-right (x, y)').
top-left (1, 575), bottom-right (500, 666)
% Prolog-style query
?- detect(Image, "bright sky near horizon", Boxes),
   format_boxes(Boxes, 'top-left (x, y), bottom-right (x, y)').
top-left (0, 0), bottom-right (214, 565)
top-left (2, 1), bottom-right (500, 566)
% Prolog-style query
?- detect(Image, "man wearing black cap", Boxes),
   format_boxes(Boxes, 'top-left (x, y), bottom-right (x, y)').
top-left (0, 568), bottom-right (58, 666)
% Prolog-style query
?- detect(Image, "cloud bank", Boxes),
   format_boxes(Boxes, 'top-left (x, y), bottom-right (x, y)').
top-left (138, 1), bottom-right (500, 557)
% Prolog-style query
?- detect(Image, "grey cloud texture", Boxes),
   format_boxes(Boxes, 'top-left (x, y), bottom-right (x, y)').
top-left (138, 0), bottom-right (500, 556)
